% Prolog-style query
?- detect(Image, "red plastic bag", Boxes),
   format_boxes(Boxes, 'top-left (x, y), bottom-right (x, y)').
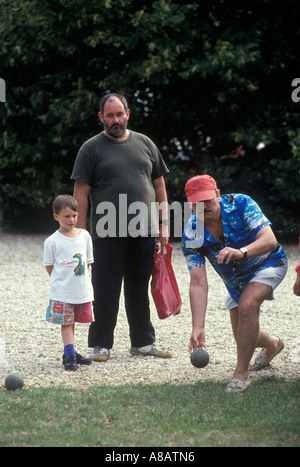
top-left (151, 244), bottom-right (182, 319)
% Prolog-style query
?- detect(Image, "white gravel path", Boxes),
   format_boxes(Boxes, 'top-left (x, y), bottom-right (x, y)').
top-left (0, 234), bottom-right (299, 390)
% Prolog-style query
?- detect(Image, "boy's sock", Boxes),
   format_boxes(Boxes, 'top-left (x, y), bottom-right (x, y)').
top-left (64, 344), bottom-right (76, 357)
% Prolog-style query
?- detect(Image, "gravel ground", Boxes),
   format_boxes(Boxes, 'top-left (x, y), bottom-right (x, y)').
top-left (0, 234), bottom-right (299, 390)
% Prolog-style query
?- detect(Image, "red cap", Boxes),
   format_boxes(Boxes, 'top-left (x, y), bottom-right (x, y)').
top-left (185, 175), bottom-right (217, 203)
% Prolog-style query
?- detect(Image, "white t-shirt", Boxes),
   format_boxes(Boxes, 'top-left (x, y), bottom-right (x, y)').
top-left (44, 229), bottom-right (94, 304)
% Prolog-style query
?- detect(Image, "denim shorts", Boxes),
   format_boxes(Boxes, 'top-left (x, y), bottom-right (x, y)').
top-left (46, 301), bottom-right (93, 325)
top-left (225, 264), bottom-right (288, 310)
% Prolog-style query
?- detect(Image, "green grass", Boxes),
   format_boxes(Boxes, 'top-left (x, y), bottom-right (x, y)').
top-left (0, 378), bottom-right (299, 447)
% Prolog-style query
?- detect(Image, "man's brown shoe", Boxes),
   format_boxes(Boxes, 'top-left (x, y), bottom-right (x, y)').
top-left (90, 347), bottom-right (110, 362)
top-left (130, 344), bottom-right (172, 358)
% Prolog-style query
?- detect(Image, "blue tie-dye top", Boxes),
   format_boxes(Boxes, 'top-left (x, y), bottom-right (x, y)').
top-left (182, 194), bottom-right (287, 303)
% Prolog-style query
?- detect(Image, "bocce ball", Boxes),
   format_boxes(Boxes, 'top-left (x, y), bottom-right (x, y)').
top-left (190, 348), bottom-right (209, 368)
top-left (5, 373), bottom-right (24, 390)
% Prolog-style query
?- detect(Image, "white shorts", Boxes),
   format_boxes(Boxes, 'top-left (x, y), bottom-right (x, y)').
top-left (225, 265), bottom-right (288, 310)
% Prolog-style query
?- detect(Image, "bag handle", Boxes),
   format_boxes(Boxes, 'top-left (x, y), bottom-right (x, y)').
top-left (156, 242), bottom-right (173, 258)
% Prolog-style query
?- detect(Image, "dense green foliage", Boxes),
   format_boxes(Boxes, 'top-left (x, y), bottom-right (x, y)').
top-left (0, 0), bottom-right (299, 237)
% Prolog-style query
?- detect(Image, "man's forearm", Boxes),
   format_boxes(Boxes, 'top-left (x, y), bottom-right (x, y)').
top-left (73, 182), bottom-right (90, 229)
top-left (244, 227), bottom-right (278, 257)
top-left (189, 283), bottom-right (208, 330)
top-left (76, 194), bottom-right (88, 229)
top-left (152, 176), bottom-right (169, 243)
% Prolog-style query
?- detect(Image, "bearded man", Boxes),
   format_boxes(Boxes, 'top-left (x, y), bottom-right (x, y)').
top-left (71, 93), bottom-right (171, 362)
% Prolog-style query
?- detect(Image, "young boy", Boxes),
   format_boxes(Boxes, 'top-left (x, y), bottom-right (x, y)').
top-left (44, 195), bottom-right (94, 371)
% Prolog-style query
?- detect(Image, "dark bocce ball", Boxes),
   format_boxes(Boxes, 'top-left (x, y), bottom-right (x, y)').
top-left (5, 373), bottom-right (24, 390)
top-left (190, 348), bottom-right (209, 368)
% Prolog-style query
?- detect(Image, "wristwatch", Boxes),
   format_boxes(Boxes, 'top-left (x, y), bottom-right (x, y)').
top-left (240, 247), bottom-right (248, 258)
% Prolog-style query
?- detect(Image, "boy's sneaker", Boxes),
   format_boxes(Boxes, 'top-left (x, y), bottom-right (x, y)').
top-left (63, 354), bottom-right (77, 371)
top-left (90, 346), bottom-right (110, 362)
top-left (63, 353), bottom-right (92, 367)
top-left (75, 352), bottom-right (92, 365)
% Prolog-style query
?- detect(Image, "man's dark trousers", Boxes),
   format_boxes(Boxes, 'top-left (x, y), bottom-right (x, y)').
top-left (88, 236), bottom-right (156, 349)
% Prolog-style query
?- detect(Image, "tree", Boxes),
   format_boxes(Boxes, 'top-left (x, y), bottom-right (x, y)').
top-left (0, 0), bottom-right (299, 236)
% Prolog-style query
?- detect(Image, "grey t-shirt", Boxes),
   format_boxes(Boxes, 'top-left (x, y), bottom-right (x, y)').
top-left (71, 131), bottom-right (169, 239)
